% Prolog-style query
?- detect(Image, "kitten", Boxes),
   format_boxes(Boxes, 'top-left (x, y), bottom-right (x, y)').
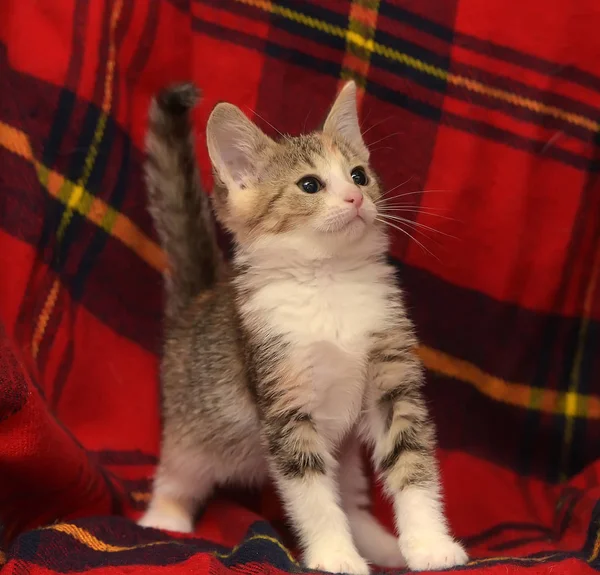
top-left (138, 81), bottom-right (468, 574)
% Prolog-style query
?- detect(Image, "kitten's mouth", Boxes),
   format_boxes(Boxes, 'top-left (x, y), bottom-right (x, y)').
top-left (340, 212), bottom-right (366, 230)
top-left (320, 209), bottom-right (368, 234)
top-left (349, 208), bottom-right (366, 224)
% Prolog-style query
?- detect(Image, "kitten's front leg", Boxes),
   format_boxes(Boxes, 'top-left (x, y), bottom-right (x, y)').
top-left (264, 409), bottom-right (369, 575)
top-left (361, 331), bottom-right (468, 572)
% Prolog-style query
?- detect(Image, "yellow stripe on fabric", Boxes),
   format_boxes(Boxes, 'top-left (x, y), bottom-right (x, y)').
top-left (467, 553), bottom-right (560, 567)
top-left (46, 523), bottom-right (173, 552)
top-left (589, 527), bottom-right (600, 563)
top-left (32, 0), bottom-right (123, 358)
top-left (213, 534), bottom-right (299, 566)
top-left (43, 522), bottom-right (593, 569)
top-left (560, 241), bottom-right (600, 478)
top-left (130, 490), bottom-right (151, 502)
top-left (235, 0), bottom-right (600, 133)
top-left (238, 0), bottom-right (346, 38)
top-left (0, 122), bottom-right (166, 273)
top-left (2, 122), bottom-right (600, 421)
top-left (49, 524), bottom-right (137, 552)
top-left (56, 0), bottom-right (123, 240)
top-left (340, 1), bottom-right (380, 90)
top-left (417, 345), bottom-right (600, 419)
top-left (446, 75), bottom-right (598, 132)
top-left (45, 523), bottom-right (298, 565)
top-left (565, 391), bottom-right (579, 418)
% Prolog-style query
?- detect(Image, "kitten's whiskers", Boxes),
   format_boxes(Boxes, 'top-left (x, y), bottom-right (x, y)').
top-left (375, 217), bottom-right (440, 261)
top-left (248, 107), bottom-right (290, 142)
top-left (361, 115), bottom-right (395, 137)
top-left (367, 131), bottom-right (404, 148)
top-left (375, 189), bottom-right (452, 205)
top-left (378, 207), bottom-right (458, 222)
top-left (377, 214), bottom-right (457, 240)
top-left (378, 176), bottom-right (415, 201)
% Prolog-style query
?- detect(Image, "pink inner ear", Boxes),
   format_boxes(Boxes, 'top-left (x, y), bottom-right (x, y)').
top-left (225, 150), bottom-right (252, 185)
top-left (213, 128), bottom-right (254, 185)
top-left (208, 103), bottom-right (273, 186)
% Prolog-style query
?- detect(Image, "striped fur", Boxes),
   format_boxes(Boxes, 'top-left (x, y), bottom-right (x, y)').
top-left (145, 84), bottom-right (222, 319)
top-left (139, 81), bottom-right (467, 573)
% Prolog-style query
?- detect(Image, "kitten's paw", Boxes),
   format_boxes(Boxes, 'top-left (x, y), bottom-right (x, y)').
top-left (137, 509), bottom-right (194, 533)
top-left (306, 546), bottom-right (370, 575)
top-left (401, 534), bottom-right (468, 571)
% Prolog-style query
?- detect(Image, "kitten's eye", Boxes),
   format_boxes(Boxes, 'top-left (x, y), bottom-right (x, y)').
top-left (351, 167), bottom-right (368, 186)
top-left (297, 176), bottom-right (322, 194)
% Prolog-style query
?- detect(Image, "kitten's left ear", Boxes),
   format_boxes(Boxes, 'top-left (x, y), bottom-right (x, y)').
top-left (206, 103), bottom-right (275, 188)
top-left (323, 81), bottom-right (369, 160)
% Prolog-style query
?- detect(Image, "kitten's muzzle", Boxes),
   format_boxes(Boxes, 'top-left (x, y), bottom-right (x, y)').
top-left (343, 190), bottom-right (364, 209)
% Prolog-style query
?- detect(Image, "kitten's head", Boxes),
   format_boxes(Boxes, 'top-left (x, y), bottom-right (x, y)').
top-left (206, 81), bottom-right (384, 258)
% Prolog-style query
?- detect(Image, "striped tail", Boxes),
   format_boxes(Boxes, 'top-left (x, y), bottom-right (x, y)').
top-left (145, 83), bottom-right (221, 319)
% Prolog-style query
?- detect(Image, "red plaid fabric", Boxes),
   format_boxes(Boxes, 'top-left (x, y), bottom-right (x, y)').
top-left (1, 0), bottom-right (599, 573)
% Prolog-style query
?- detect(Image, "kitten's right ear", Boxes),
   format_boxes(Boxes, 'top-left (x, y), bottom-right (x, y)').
top-left (206, 103), bottom-right (274, 187)
top-left (323, 81), bottom-right (368, 160)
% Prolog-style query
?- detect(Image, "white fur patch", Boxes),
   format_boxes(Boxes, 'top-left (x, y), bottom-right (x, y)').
top-left (240, 252), bottom-right (395, 444)
top-left (281, 474), bottom-right (369, 575)
top-left (394, 486), bottom-right (468, 571)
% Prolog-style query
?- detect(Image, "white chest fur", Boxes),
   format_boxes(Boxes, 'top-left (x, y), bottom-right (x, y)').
top-left (244, 260), bottom-right (393, 341)
top-left (241, 258), bottom-right (395, 442)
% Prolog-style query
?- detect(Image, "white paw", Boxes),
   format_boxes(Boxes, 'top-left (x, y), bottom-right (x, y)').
top-left (137, 509), bottom-right (194, 533)
top-left (401, 534), bottom-right (468, 571)
top-left (306, 547), bottom-right (370, 575)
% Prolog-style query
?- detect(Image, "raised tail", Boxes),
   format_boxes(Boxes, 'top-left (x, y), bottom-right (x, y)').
top-left (145, 83), bottom-right (221, 319)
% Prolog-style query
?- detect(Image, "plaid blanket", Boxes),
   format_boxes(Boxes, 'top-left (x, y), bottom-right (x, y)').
top-left (1, 0), bottom-right (599, 573)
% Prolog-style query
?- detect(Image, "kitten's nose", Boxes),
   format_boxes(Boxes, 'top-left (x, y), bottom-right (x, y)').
top-left (344, 191), bottom-right (364, 208)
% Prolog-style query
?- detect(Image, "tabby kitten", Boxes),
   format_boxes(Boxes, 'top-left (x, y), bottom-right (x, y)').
top-left (138, 81), bottom-right (468, 574)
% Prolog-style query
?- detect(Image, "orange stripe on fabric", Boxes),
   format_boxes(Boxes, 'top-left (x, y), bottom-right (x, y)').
top-left (236, 0), bottom-right (600, 133)
top-left (0, 121), bottom-right (34, 159)
top-left (343, 53), bottom-right (371, 78)
top-left (130, 491), bottom-right (151, 502)
top-left (0, 122), bottom-right (165, 274)
top-left (32, 0), bottom-right (123, 359)
top-left (589, 527), bottom-right (600, 562)
top-left (418, 345), bottom-right (600, 419)
top-left (47, 523), bottom-right (172, 552)
top-left (560, 239), bottom-right (600, 477)
top-left (3, 124), bottom-right (600, 424)
top-left (467, 553), bottom-right (560, 567)
top-left (43, 168), bottom-right (166, 272)
top-left (340, 1), bottom-right (380, 100)
top-left (111, 213), bottom-right (167, 272)
top-left (102, 0), bottom-right (123, 114)
top-left (350, 3), bottom-right (378, 28)
top-left (43, 521), bottom-right (573, 568)
top-left (46, 523), bottom-right (298, 565)
top-left (446, 74), bottom-right (598, 132)
top-left (31, 279), bottom-right (60, 358)
top-left (58, 0), bottom-right (123, 238)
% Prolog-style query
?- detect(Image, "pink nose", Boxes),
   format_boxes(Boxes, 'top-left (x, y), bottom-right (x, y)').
top-left (344, 191), bottom-right (364, 208)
